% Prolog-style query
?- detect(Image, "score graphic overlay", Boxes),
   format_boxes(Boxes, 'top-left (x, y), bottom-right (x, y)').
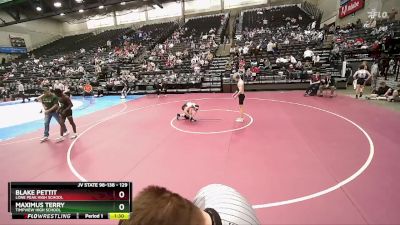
top-left (8, 182), bottom-right (132, 220)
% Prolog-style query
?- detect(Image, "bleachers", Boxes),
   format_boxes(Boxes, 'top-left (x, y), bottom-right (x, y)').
top-left (227, 5), bottom-right (345, 86)
top-left (242, 5), bottom-right (312, 30)
top-left (128, 15), bottom-right (227, 93)
top-left (32, 28), bottom-right (131, 56)
top-left (4, 4), bottom-right (399, 98)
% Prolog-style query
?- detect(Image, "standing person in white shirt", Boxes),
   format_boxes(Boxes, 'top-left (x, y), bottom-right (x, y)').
top-left (266, 40), bottom-right (275, 54)
top-left (311, 20), bottom-right (316, 30)
top-left (17, 81), bottom-right (29, 103)
top-left (53, 80), bottom-right (64, 92)
top-left (303, 47), bottom-right (314, 62)
top-left (232, 73), bottom-right (245, 123)
top-left (353, 65), bottom-right (372, 98)
top-left (370, 60), bottom-right (379, 91)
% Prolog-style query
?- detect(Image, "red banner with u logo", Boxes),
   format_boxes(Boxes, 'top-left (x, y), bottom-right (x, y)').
top-left (339, 0), bottom-right (365, 18)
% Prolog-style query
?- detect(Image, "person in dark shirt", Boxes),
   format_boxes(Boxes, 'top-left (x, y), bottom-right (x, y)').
top-left (367, 81), bottom-right (392, 100)
top-left (318, 74), bottom-right (336, 97)
top-left (304, 72), bottom-right (320, 96)
top-left (388, 84), bottom-right (400, 102)
top-left (54, 89), bottom-right (77, 139)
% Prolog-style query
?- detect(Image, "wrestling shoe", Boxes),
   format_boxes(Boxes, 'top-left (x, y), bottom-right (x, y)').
top-left (55, 136), bottom-right (65, 143)
top-left (235, 118), bottom-right (244, 123)
top-left (40, 136), bottom-right (49, 143)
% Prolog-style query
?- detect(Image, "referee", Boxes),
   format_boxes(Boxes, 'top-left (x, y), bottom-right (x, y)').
top-left (17, 81), bottom-right (29, 103)
top-left (119, 184), bottom-right (259, 225)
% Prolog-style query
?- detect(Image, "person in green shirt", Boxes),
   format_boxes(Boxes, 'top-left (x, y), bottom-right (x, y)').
top-left (35, 87), bottom-right (67, 142)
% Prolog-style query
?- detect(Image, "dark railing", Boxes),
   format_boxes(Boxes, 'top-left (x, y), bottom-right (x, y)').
top-left (301, 1), bottom-right (323, 29)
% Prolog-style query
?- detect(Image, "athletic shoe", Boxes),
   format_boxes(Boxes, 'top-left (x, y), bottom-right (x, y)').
top-left (176, 114), bottom-right (180, 120)
top-left (70, 133), bottom-right (78, 139)
top-left (55, 136), bottom-right (65, 143)
top-left (190, 118), bottom-right (197, 122)
top-left (40, 136), bottom-right (49, 142)
top-left (63, 131), bottom-right (70, 137)
top-left (235, 118), bottom-right (244, 123)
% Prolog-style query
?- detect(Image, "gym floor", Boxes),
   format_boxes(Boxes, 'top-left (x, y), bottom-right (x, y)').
top-left (1, 91), bottom-right (399, 225)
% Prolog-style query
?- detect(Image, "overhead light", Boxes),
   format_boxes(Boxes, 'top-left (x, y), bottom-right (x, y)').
top-left (75, 0), bottom-right (83, 3)
top-left (36, 6), bottom-right (42, 11)
top-left (60, 13), bottom-right (65, 16)
top-left (54, 1), bottom-right (62, 7)
top-left (78, 9), bottom-right (84, 13)
top-left (120, 1), bottom-right (126, 5)
top-left (98, 5), bottom-right (104, 9)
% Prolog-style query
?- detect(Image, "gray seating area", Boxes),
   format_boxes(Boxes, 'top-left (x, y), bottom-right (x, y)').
top-left (226, 5), bottom-right (345, 87)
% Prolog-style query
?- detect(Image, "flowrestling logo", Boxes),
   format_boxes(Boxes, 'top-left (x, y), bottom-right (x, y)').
top-left (367, 8), bottom-right (389, 19)
top-left (339, 0), bottom-right (365, 18)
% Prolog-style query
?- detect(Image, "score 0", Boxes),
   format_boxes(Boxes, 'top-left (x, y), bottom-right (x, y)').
top-left (119, 190), bottom-right (125, 211)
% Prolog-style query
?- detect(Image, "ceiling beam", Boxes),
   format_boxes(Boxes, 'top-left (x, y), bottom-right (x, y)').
top-left (41, 0), bottom-right (56, 12)
top-left (152, 0), bottom-right (163, 8)
top-left (0, 0), bottom-right (137, 27)
top-left (4, 8), bottom-right (21, 21)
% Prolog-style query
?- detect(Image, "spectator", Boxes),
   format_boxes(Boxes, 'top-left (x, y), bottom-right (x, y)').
top-left (388, 59), bottom-right (395, 75)
top-left (230, 46), bottom-right (236, 56)
top-left (276, 56), bottom-right (288, 65)
top-left (388, 8), bottom-right (398, 21)
top-left (311, 21), bottom-right (316, 30)
top-left (303, 47), bottom-right (314, 61)
top-left (194, 64), bottom-right (201, 75)
top-left (54, 80), bottom-right (64, 91)
top-left (295, 60), bottom-right (303, 70)
top-left (318, 74), bottom-right (336, 97)
top-left (263, 58), bottom-right (271, 70)
top-left (366, 81), bottom-right (391, 100)
top-left (283, 38), bottom-right (290, 45)
top-left (266, 41), bottom-right (275, 54)
top-left (304, 72), bottom-right (321, 96)
top-left (370, 60), bottom-right (380, 91)
top-left (289, 55), bottom-right (297, 64)
top-left (313, 54), bottom-right (320, 65)
top-left (250, 65), bottom-right (260, 81)
top-left (388, 84), bottom-right (400, 102)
